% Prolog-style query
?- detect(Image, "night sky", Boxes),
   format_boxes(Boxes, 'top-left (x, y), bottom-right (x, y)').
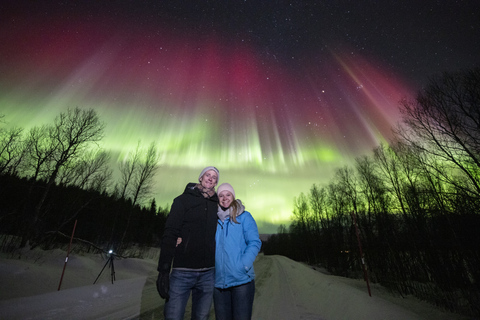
top-left (1, 1), bottom-right (479, 233)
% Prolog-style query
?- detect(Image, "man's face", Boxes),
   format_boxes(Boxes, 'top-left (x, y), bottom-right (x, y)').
top-left (200, 170), bottom-right (218, 189)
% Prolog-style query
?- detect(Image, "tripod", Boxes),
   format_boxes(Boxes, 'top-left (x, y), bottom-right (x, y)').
top-left (94, 253), bottom-right (116, 284)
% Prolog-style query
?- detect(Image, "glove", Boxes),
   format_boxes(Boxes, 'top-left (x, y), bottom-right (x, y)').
top-left (156, 272), bottom-right (170, 300)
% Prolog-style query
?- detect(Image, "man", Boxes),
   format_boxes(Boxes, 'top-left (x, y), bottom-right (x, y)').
top-left (157, 166), bottom-right (220, 320)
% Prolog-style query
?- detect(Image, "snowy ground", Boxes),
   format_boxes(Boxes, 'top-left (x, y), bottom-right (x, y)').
top-left (0, 248), bottom-right (471, 320)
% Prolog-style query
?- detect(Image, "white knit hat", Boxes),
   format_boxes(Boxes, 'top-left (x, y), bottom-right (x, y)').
top-left (217, 183), bottom-right (235, 198)
top-left (198, 166), bottom-right (219, 182)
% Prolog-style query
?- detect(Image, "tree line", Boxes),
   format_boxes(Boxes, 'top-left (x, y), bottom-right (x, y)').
top-left (0, 107), bottom-right (168, 254)
top-left (263, 68), bottom-right (480, 317)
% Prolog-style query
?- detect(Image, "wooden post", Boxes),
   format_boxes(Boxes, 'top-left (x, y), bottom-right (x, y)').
top-left (58, 220), bottom-right (77, 291)
top-left (351, 212), bottom-right (371, 297)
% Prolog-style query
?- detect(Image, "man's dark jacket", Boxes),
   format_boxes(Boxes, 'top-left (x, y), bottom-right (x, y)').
top-left (157, 183), bottom-right (219, 272)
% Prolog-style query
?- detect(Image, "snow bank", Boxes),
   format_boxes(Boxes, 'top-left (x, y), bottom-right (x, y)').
top-left (0, 249), bottom-right (469, 320)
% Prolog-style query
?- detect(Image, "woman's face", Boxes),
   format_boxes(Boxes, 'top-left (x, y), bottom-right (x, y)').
top-left (200, 170), bottom-right (218, 189)
top-left (219, 191), bottom-right (234, 208)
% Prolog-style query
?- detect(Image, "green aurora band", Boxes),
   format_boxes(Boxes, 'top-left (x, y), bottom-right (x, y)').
top-left (0, 6), bottom-right (416, 233)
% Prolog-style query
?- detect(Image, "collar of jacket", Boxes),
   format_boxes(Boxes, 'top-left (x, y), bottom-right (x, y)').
top-left (184, 182), bottom-right (219, 202)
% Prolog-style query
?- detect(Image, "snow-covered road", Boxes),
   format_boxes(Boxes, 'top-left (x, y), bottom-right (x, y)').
top-left (252, 255), bottom-right (421, 320)
top-left (0, 253), bottom-right (467, 320)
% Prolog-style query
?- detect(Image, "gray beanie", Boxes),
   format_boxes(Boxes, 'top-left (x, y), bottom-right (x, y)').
top-left (198, 166), bottom-right (219, 182)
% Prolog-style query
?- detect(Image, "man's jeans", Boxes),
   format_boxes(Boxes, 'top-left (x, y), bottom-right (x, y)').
top-left (164, 268), bottom-right (215, 320)
top-left (213, 280), bottom-right (255, 320)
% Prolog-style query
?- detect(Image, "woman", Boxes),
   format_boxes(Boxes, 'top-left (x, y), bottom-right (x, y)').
top-left (214, 183), bottom-right (262, 320)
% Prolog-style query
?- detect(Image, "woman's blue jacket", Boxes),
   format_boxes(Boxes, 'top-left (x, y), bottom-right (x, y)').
top-left (215, 209), bottom-right (262, 289)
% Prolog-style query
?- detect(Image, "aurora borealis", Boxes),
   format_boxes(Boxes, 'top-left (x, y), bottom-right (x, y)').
top-left (1, 1), bottom-right (479, 233)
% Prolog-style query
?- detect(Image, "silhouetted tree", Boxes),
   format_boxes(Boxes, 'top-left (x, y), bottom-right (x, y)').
top-left (117, 141), bottom-right (160, 248)
top-left (20, 107), bottom-right (105, 247)
top-left (57, 149), bottom-right (112, 192)
top-left (0, 126), bottom-right (24, 175)
top-left (398, 68), bottom-right (480, 198)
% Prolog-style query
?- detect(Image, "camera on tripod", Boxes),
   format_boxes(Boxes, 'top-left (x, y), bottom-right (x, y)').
top-left (94, 249), bottom-right (116, 284)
